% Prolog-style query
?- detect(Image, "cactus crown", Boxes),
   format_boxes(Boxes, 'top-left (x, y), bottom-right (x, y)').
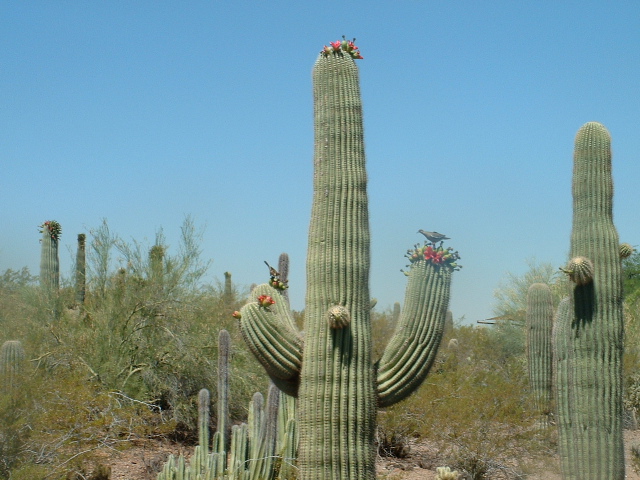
top-left (320, 35), bottom-right (363, 59)
top-left (39, 220), bottom-right (61, 241)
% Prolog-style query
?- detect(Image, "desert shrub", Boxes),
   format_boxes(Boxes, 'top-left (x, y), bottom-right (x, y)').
top-left (379, 324), bottom-right (552, 479)
top-left (0, 218), bottom-right (270, 477)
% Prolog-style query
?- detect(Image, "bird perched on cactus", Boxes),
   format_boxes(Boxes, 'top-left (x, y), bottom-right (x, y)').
top-left (264, 261), bottom-right (280, 279)
top-left (265, 260), bottom-right (288, 290)
top-left (418, 230), bottom-right (450, 244)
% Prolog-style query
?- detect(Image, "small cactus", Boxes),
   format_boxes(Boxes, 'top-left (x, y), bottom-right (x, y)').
top-left (1, 340), bottom-right (26, 390)
top-left (436, 466), bottom-right (461, 480)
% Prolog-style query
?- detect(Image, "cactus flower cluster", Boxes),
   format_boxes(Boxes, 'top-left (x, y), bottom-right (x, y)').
top-left (269, 277), bottom-right (288, 291)
top-left (404, 243), bottom-right (461, 272)
top-left (39, 220), bottom-right (61, 241)
top-left (257, 294), bottom-right (275, 309)
top-left (321, 36), bottom-right (363, 59)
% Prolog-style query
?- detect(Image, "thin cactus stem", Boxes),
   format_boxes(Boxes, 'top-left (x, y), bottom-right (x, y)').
top-left (75, 233), bottom-right (86, 307)
top-left (217, 330), bottom-right (231, 455)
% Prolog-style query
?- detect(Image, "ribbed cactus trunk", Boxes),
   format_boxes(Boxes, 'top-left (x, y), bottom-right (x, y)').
top-left (238, 42), bottom-right (456, 480)
top-left (75, 233), bottom-right (86, 307)
top-left (40, 227), bottom-right (60, 294)
top-left (525, 283), bottom-right (553, 423)
top-left (296, 51), bottom-right (375, 479)
top-left (554, 122), bottom-right (624, 479)
top-left (1, 340), bottom-right (26, 391)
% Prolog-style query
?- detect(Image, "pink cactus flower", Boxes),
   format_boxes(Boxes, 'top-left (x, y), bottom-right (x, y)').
top-left (257, 295), bottom-right (275, 308)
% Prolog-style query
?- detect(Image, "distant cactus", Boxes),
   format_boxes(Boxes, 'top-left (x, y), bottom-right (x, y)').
top-left (149, 245), bottom-right (165, 286)
top-left (444, 309), bottom-right (454, 336)
top-left (392, 302), bottom-right (401, 323)
top-left (223, 271), bottom-right (233, 303)
top-left (39, 220), bottom-right (60, 294)
top-left (525, 283), bottom-right (553, 423)
top-left (554, 122), bottom-right (625, 479)
top-left (75, 233), bottom-right (86, 306)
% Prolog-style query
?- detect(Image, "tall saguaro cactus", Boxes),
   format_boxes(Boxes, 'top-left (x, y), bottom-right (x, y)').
top-left (238, 40), bottom-right (457, 479)
top-left (525, 283), bottom-right (553, 423)
top-left (554, 122), bottom-right (624, 479)
top-left (39, 220), bottom-right (61, 294)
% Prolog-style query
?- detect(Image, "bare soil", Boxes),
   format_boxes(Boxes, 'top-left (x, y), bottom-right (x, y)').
top-left (102, 430), bottom-right (640, 480)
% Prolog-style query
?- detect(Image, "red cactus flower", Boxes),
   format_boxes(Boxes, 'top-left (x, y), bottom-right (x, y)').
top-left (257, 295), bottom-right (275, 308)
top-left (232, 310), bottom-right (242, 319)
top-left (330, 40), bottom-right (342, 50)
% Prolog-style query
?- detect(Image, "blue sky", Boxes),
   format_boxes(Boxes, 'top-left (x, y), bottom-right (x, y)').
top-left (2, 2), bottom-right (639, 323)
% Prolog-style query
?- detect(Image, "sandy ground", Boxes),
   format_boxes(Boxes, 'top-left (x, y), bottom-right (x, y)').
top-left (103, 430), bottom-right (640, 479)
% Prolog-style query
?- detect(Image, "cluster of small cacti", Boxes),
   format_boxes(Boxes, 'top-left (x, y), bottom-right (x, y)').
top-left (157, 330), bottom-right (298, 480)
top-left (436, 466), bottom-right (460, 480)
top-left (237, 40), bottom-right (456, 479)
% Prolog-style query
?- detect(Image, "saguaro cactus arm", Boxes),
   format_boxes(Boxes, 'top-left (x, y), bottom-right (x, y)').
top-left (239, 285), bottom-right (303, 393)
top-left (377, 245), bottom-right (457, 407)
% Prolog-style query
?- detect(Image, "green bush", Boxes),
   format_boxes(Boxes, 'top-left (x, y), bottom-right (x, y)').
top-left (0, 218), bottom-right (269, 477)
top-left (379, 324), bottom-right (553, 479)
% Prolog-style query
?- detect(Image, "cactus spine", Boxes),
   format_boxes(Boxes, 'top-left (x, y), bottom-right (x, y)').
top-left (75, 233), bottom-right (86, 307)
top-left (554, 122), bottom-right (624, 479)
top-left (525, 283), bottom-right (553, 423)
top-left (238, 44), bottom-right (455, 479)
